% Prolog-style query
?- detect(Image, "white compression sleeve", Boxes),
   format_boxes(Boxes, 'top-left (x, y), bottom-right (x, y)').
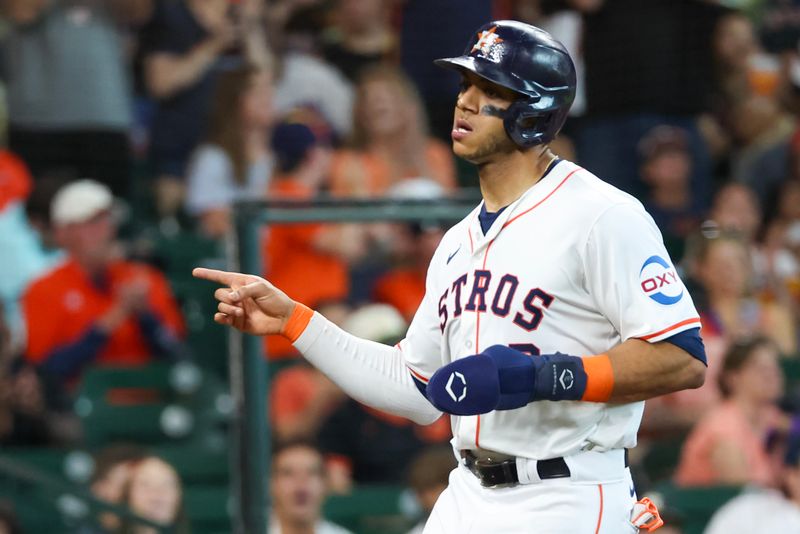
top-left (292, 312), bottom-right (442, 425)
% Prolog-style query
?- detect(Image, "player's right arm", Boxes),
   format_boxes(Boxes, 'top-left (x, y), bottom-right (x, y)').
top-left (193, 268), bottom-right (443, 425)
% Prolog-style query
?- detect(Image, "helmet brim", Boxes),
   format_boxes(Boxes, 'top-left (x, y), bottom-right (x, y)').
top-left (434, 56), bottom-right (539, 100)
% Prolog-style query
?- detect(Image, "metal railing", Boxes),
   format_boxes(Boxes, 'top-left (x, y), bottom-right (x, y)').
top-left (228, 193), bottom-right (481, 534)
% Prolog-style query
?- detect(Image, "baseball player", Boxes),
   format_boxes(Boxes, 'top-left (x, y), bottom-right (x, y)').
top-left (194, 20), bottom-right (706, 533)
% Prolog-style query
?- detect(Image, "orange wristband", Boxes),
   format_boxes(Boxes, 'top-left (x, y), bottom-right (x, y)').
top-left (581, 353), bottom-right (614, 402)
top-left (282, 303), bottom-right (314, 343)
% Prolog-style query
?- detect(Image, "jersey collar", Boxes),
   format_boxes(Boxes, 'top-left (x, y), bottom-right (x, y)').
top-left (467, 159), bottom-right (578, 254)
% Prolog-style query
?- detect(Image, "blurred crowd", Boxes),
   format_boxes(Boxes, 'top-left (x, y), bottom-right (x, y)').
top-left (1, 0), bottom-right (800, 532)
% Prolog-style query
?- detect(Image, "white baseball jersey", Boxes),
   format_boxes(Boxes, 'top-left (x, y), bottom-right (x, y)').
top-left (399, 159), bottom-right (701, 459)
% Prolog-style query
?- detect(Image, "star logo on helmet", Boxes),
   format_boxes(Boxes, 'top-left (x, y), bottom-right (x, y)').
top-left (471, 26), bottom-right (504, 58)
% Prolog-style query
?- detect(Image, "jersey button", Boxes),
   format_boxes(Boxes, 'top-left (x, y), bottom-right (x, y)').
top-left (465, 341), bottom-right (473, 349)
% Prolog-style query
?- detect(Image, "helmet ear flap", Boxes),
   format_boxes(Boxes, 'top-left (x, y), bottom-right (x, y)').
top-left (504, 99), bottom-right (550, 148)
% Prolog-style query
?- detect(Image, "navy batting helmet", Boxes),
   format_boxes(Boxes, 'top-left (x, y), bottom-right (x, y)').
top-left (435, 20), bottom-right (576, 148)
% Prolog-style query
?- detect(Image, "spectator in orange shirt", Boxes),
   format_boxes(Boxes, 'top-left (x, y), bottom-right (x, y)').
top-left (329, 65), bottom-right (457, 197)
top-left (264, 118), bottom-right (365, 359)
top-left (22, 180), bottom-right (186, 382)
top-left (373, 220), bottom-right (445, 322)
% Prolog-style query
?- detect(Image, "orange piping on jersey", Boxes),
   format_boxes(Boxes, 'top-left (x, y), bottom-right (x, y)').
top-left (639, 318), bottom-right (702, 341)
top-left (594, 484), bottom-right (604, 534)
top-left (467, 225), bottom-right (474, 254)
top-left (468, 171), bottom-right (574, 449)
top-left (474, 238), bottom-right (495, 448)
top-left (581, 354), bottom-right (614, 402)
top-left (282, 303), bottom-right (314, 343)
top-left (407, 365), bottom-right (430, 384)
top-left (501, 168), bottom-right (579, 229)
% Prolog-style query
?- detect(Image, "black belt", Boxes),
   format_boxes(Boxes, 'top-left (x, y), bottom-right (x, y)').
top-left (459, 449), bottom-right (629, 488)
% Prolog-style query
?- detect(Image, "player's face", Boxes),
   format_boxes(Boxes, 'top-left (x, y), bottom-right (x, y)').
top-left (451, 71), bottom-right (518, 163)
top-left (270, 446), bottom-right (326, 524)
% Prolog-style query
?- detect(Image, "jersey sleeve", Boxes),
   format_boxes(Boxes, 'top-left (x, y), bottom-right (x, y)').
top-left (583, 202), bottom-right (701, 343)
top-left (397, 247), bottom-right (446, 384)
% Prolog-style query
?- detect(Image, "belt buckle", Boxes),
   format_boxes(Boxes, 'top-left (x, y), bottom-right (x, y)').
top-left (473, 458), bottom-right (518, 488)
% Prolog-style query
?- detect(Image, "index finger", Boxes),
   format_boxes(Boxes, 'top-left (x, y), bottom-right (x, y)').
top-left (193, 267), bottom-right (240, 286)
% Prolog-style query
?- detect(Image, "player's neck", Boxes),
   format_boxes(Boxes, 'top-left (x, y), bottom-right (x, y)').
top-left (478, 147), bottom-right (556, 212)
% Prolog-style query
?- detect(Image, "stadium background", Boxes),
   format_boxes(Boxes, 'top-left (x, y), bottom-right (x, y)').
top-left (1, 0), bottom-right (800, 533)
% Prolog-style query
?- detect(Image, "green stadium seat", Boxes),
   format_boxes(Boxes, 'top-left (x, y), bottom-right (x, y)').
top-left (75, 363), bottom-right (230, 448)
top-left (323, 486), bottom-right (414, 534)
top-left (134, 227), bottom-right (229, 377)
top-left (154, 442), bottom-right (229, 485)
top-left (0, 484), bottom-right (67, 534)
top-left (0, 451), bottom-right (89, 534)
top-left (76, 363), bottom-right (176, 447)
top-left (183, 484), bottom-right (232, 533)
top-left (641, 436), bottom-right (686, 485)
top-left (175, 278), bottom-right (230, 377)
top-left (153, 231), bottom-right (223, 282)
top-left (0, 448), bottom-right (70, 478)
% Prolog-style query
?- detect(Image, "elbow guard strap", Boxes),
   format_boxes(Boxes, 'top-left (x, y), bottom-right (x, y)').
top-left (482, 346), bottom-right (614, 404)
top-left (426, 345), bottom-right (614, 415)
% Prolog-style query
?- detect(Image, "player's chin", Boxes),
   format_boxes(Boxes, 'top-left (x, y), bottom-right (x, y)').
top-left (452, 139), bottom-right (479, 161)
top-left (453, 143), bottom-right (489, 164)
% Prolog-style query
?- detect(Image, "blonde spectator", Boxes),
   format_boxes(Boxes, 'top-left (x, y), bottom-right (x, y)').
top-left (141, 0), bottom-right (270, 218)
top-left (185, 65), bottom-right (274, 238)
top-left (329, 66), bottom-right (457, 197)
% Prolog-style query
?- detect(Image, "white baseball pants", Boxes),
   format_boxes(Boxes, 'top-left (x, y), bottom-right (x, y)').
top-left (423, 461), bottom-right (638, 533)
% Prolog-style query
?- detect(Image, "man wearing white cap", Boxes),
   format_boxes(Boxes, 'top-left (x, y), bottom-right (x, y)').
top-left (21, 180), bottom-right (185, 382)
